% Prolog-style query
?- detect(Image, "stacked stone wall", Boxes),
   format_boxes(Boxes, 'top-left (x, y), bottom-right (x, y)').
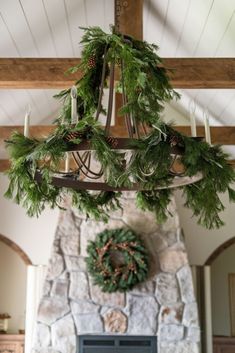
top-left (33, 194), bottom-right (200, 353)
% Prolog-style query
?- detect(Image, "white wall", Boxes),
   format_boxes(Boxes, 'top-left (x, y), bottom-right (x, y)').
top-left (175, 188), bottom-right (235, 265)
top-left (0, 174), bottom-right (59, 265)
top-left (211, 243), bottom-right (235, 336)
top-left (0, 241), bottom-right (27, 333)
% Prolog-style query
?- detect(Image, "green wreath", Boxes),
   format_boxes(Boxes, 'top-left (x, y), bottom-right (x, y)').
top-left (86, 228), bottom-right (149, 293)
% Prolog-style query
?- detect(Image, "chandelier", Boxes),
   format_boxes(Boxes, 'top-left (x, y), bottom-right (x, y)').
top-left (5, 27), bottom-right (235, 229)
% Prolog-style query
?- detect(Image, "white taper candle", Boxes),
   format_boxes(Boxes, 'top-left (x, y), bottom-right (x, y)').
top-left (189, 100), bottom-right (197, 137)
top-left (65, 152), bottom-right (70, 173)
top-left (204, 110), bottom-right (211, 145)
top-left (71, 85), bottom-right (78, 124)
top-left (24, 106), bottom-right (31, 138)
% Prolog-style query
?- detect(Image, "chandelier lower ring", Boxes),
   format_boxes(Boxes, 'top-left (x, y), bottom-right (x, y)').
top-left (34, 170), bottom-right (203, 191)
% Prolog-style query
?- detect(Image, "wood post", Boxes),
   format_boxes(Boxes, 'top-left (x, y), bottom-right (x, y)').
top-left (115, 0), bottom-right (143, 40)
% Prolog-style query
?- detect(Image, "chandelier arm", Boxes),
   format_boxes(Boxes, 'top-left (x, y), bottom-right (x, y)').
top-left (72, 151), bottom-right (100, 177)
top-left (121, 59), bottom-right (133, 138)
top-left (73, 151), bottom-right (104, 178)
top-left (78, 165), bottom-right (104, 180)
top-left (105, 62), bottom-right (115, 135)
top-left (95, 45), bottom-right (108, 121)
top-left (72, 151), bottom-right (88, 170)
top-left (133, 115), bottom-right (140, 138)
top-left (72, 151), bottom-right (90, 170)
top-left (141, 122), bottom-right (148, 136)
top-left (85, 152), bottom-right (104, 178)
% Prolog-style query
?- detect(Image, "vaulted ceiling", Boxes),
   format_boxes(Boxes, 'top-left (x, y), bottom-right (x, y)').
top-left (0, 0), bottom-right (235, 152)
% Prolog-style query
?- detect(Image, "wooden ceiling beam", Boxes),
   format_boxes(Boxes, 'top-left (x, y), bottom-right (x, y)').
top-left (1, 125), bottom-right (235, 145)
top-left (0, 58), bottom-right (82, 89)
top-left (0, 159), bottom-right (80, 173)
top-left (0, 160), bottom-right (10, 172)
top-left (1, 58), bottom-right (235, 89)
top-left (163, 58), bottom-right (235, 88)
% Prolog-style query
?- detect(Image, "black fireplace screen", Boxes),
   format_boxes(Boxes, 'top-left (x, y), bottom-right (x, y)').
top-left (78, 335), bottom-right (157, 353)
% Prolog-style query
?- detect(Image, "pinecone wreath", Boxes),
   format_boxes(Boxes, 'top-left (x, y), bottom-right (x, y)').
top-left (86, 228), bottom-right (149, 293)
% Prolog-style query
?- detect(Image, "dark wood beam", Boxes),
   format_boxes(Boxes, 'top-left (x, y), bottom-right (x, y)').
top-left (0, 159), bottom-right (10, 172)
top-left (0, 158), bottom-right (80, 173)
top-left (163, 58), bottom-right (235, 88)
top-left (1, 125), bottom-right (235, 145)
top-left (0, 125), bottom-right (56, 140)
top-left (1, 58), bottom-right (235, 89)
top-left (0, 58), bottom-right (81, 89)
top-left (175, 126), bottom-right (235, 145)
top-left (115, 0), bottom-right (143, 40)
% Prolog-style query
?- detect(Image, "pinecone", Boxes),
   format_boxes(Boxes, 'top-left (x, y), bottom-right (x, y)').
top-left (169, 135), bottom-right (181, 146)
top-left (64, 131), bottom-right (84, 143)
top-left (87, 54), bottom-right (96, 69)
top-left (106, 136), bottom-right (118, 148)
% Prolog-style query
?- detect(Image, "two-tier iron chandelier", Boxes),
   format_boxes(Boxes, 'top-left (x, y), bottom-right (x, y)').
top-left (5, 27), bottom-right (235, 229)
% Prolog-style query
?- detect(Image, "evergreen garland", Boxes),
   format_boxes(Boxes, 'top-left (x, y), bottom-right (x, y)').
top-left (4, 26), bottom-right (235, 229)
top-left (86, 228), bottom-right (149, 293)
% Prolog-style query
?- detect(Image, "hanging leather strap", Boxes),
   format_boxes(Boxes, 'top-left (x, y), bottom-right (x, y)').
top-left (105, 62), bottom-right (115, 135)
top-left (95, 45), bottom-right (108, 121)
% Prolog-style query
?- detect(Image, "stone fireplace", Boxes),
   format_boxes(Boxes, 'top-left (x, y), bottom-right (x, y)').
top-left (32, 193), bottom-right (200, 353)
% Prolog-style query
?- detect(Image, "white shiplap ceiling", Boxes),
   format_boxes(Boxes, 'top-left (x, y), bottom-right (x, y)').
top-left (0, 0), bottom-right (114, 126)
top-left (0, 0), bottom-right (235, 133)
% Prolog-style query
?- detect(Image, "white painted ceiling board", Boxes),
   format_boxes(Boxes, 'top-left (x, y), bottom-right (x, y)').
top-left (0, 0), bottom-right (38, 57)
top-left (0, 102), bottom-right (15, 125)
top-left (63, 0), bottom-right (86, 58)
top-left (41, 0), bottom-right (74, 57)
top-left (18, 0), bottom-right (57, 57)
top-left (157, 0), bottom-right (191, 57)
top-left (104, 0), bottom-right (114, 32)
top-left (0, 12), bottom-right (20, 57)
top-left (174, 89), bottom-right (235, 127)
top-left (143, 0), bottom-right (169, 46)
top-left (222, 146), bottom-right (235, 158)
top-left (0, 89), bottom-right (61, 125)
top-left (192, 0), bottom-right (235, 57)
top-left (85, 0), bottom-right (105, 29)
top-left (180, 0), bottom-right (214, 57)
top-left (0, 90), bottom-right (20, 124)
top-left (216, 12), bottom-right (235, 57)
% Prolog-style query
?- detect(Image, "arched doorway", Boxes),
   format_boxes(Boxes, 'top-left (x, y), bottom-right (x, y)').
top-left (205, 236), bottom-right (235, 266)
top-left (0, 234), bottom-right (32, 266)
top-left (205, 236), bottom-right (235, 353)
top-left (0, 234), bottom-right (31, 335)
